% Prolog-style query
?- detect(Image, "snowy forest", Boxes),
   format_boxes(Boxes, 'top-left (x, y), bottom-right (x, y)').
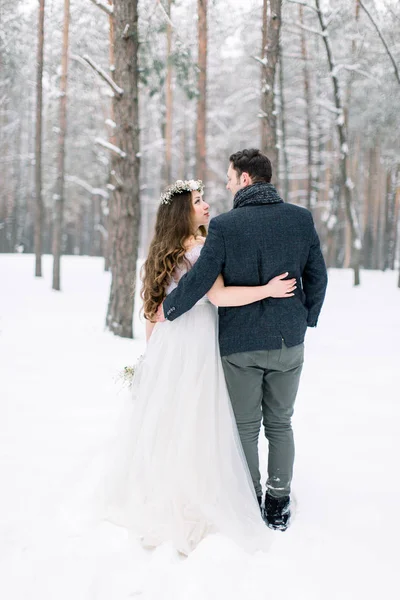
top-left (1, 0), bottom-right (399, 337)
top-left (1, 3), bottom-right (400, 594)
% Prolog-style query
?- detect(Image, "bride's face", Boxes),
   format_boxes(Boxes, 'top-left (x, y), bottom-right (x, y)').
top-left (191, 191), bottom-right (210, 228)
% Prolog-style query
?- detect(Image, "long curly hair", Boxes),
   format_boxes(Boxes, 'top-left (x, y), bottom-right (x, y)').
top-left (141, 190), bottom-right (206, 321)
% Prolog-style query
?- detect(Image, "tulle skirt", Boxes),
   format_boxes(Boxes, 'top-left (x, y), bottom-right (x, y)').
top-left (103, 299), bottom-right (270, 555)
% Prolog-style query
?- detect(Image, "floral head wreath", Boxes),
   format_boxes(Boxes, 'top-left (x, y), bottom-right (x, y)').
top-left (160, 179), bottom-right (204, 205)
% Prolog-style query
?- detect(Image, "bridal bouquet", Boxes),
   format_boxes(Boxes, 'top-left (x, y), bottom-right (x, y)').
top-left (117, 354), bottom-right (145, 389)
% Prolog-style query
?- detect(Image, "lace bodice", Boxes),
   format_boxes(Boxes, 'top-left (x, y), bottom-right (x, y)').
top-left (165, 244), bottom-right (203, 296)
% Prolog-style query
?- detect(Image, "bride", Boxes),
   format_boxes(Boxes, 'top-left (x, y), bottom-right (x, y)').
top-left (109, 179), bottom-right (296, 555)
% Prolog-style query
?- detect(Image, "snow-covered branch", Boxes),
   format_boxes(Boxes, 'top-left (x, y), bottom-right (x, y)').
top-left (332, 63), bottom-right (374, 80)
top-left (70, 54), bottom-right (87, 68)
top-left (156, 0), bottom-right (174, 28)
top-left (252, 55), bottom-right (268, 67)
top-left (82, 55), bottom-right (123, 97)
top-left (315, 98), bottom-right (342, 114)
top-left (88, 0), bottom-right (113, 16)
top-left (94, 223), bottom-right (108, 239)
top-left (65, 175), bottom-right (109, 199)
top-left (95, 138), bottom-right (126, 158)
top-left (359, 0), bottom-right (400, 86)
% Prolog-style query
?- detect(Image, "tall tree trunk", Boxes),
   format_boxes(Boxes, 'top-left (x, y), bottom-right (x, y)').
top-left (278, 49), bottom-right (289, 202)
top-left (14, 122), bottom-right (23, 250)
top-left (179, 105), bottom-right (188, 179)
top-left (316, 0), bottom-right (362, 286)
top-left (260, 0), bottom-right (282, 184)
top-left (196, 0), bottom-right (207, 183)
top-left (260, 0), bottom-right (268, 152)
top-left (313, 34), bottom-right (324, 210)
top-left (299, 4), bottom-right (313, 210)
top-left (105, 0), bottom-right (115, 272)
top-left (379, 166), bottom-right (396, 271)
top-left (52, 0), bottom-right (70, 291)
top-left (364, 146), bottom-right (376, 268)
top-left (106, 0), bottom-right (141, 338)
top-left (35, 0), bottom-right (45, 277)
top-left (391, 170), bottom-right (400, 271)
top-left (374, 154), bottom-right (386, 270)
top-left (344, 0), bottom-right (360, 126)
top-left (342, 0), bottom-right (360, 271)
top-left (165, 0), bottom-right (173, 185)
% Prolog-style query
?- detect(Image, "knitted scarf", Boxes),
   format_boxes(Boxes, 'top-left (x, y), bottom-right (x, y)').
top-left (233, 182), bottom-right (284, 209)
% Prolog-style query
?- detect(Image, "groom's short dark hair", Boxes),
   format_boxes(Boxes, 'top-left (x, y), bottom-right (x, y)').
top-left (229, 149), bottom-right (272, 183)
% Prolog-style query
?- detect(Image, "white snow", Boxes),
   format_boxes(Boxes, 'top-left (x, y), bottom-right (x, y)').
top-left (0, 254), bottom-right (399, 600)
top-left (336, 113), bottom-right (345, 126)
top-left (326, 214), bottom-right (337, 230)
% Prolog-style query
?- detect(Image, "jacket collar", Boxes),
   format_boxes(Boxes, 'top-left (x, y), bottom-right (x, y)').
top-left (233, 182), bottom-right (284, 209)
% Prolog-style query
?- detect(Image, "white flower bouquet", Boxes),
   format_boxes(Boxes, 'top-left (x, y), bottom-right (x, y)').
top-left (117, 354), bottom-right (145, 389)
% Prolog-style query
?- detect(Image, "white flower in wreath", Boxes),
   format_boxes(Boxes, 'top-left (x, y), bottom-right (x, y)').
top-left (188, 179), bottom-right (201, 192)
top-left (160, 179), bottom-right (204, 205)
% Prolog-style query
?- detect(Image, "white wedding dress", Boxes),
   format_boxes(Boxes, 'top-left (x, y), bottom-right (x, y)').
top-left (105, 245), bottom-right (270, 555)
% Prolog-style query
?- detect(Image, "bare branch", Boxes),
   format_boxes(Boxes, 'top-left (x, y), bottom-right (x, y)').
top-left (88, 0), bottom-right (113, 16)
top-left (95, 137), bottom-right (127, 158)
top-left (359, 0), bottom-right (400, 85)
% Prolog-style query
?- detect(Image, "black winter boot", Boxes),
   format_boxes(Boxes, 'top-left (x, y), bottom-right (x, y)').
top-left (264, 492), bottom-right (290, 531)
top-left (257, 495), bottom-right (263, 515)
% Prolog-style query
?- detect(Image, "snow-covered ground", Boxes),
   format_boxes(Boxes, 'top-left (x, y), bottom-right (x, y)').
top-left (0, 254), bottom-right (399, 600)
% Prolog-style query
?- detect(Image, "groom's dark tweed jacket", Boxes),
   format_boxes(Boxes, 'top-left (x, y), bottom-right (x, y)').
top-left (163, 182), bottom-right (328, 356)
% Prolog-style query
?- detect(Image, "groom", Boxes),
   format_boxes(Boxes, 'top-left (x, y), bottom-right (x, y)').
top-left (161, 148), bottom-right (327, 530)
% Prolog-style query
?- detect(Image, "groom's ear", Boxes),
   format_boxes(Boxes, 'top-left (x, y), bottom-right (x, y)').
top-left (241, 172), bottom-right (252, 187)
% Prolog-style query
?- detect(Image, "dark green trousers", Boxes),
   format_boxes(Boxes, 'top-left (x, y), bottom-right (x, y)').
top-left (222, 342), bottom-right (304, 499)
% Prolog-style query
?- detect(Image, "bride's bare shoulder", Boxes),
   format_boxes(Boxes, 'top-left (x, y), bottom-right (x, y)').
top-left (184, 235), bottom-right (205, 251)
top-left (194, 235), bottom-right (206, 246)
